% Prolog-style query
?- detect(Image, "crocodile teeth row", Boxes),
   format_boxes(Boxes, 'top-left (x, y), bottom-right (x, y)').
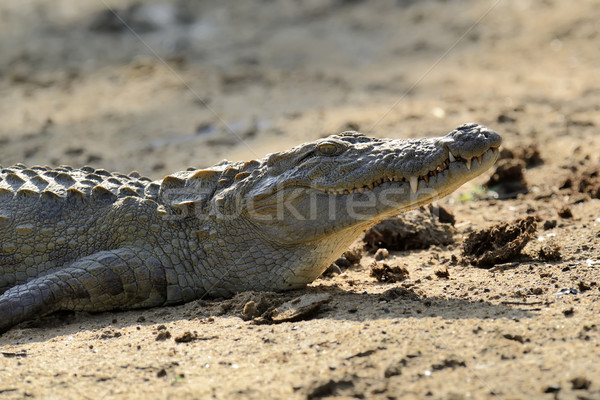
top-left (331, 175), bottom-right (407, 195)
top-left (450, 148), bottom-right (495, 172)
top-left (329, 147), bottom-right (498, 195)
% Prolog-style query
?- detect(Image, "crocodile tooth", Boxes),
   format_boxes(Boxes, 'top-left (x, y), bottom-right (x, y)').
top-left (358, 187), bottom-right (365, 194)
top-left (449, 152), bottom-right (456, 162)
top-left (477, 155), bottom-right (483, 164)
top-left (368, 184), bottom-right (374, 190)
top-left (410, 176), bottom-right (418, 193)
top-left (465, 158), bottom-right (472, 170)
top-left (423, 174), bottom-right (429, 183)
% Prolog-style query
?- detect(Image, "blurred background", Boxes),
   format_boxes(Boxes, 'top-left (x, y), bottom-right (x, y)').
top-left (0, 0), bottom-right (598, 178)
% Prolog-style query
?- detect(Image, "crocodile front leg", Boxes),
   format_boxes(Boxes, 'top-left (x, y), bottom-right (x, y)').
top-left (0, 247), bottom-right (168, 333)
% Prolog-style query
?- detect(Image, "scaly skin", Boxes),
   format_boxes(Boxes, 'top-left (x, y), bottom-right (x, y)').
top-left (0, 123), bottom-right (501, 333)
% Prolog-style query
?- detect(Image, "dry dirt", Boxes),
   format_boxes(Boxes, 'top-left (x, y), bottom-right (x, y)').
top-left (1, 1), bottom-right (600, 399)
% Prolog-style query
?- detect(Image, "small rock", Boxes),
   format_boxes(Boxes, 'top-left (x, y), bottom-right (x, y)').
top-left (269, 293), bottom-right (332, 323)
top-left (384, 359), bottom-right (407, 378)
top-left (530, 287), bottom-right (544, 295)
top-left (497, 114), bottom-right (516, 124)
top-left (543, 220), bottom-right (557, 230)
top-left (562, 307), bottom-right (574, 317)
top-left (543, 384), bottom-right (561, 393)
top-left (384, 365), bottom-right (402, 378)
top-left (554, 288), bottom-right (580, 296)
top-left (155, 331), bottom-right (171, 341)
top-left (558, 206), bottom-right (573, 219)
top-left (571, 376), bottom-right (591, 390)
top-left (174, 331), bottom-right (198, 343)
top-left (431, 358), bottom-right (466, 370)
top-left (374, 248), bottom-right (389, 260)
top-left (99, 329), bottom-right (122, 339)
top-left (341, 244), bottom-right (363, 265)
top-left (306, 379), bottom-right (354, 400)
top-left (335, 256), bottom-right (352, 269)
top-left (578, 281), bottom-right (592, 292)
top-left (321, 264), bottom-right (343, 277)
top-left (242, 301), bottom-right (259, 320)
top-left (434, 267), bottom-right (450, 279)
top-left (503, 334), bottom-right (526, 343)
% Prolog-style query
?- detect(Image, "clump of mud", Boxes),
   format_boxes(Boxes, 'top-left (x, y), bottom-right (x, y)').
top-left (216, 291), bottom-right (283, 320)
top-left (538, 240), bottom-right (562, 261)
top-left (485, 144), bottom-right (543, 199)
top-left (485, 159), bottom-right (528, 199)
top-left (363, 206), bottom-right (455, 252)
top-left (369, 261), bottom-right (409, 283)
top-left (462, 216), bottom-right (537, 268)
top-left (560, 163), bottom-right (600, 199)
top-left (499, 144), bottom-right (543, 168)
top-left (485, 143), bottom-right (544, 199)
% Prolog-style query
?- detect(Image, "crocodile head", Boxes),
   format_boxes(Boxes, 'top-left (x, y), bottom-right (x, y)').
top-left (191, 123), bottom-right (501, 292)
top-left (226, 123), bottom-right (499, 235)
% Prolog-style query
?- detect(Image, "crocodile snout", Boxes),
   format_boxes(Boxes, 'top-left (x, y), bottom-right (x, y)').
top-left (443, 123), bottom-right (502, 160)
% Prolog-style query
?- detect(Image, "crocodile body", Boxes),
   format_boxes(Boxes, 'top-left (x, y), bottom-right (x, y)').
top-left (0, 123), bottom-right (501, 333)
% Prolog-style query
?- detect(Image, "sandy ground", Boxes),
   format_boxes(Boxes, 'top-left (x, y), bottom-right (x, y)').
top-left (1, 0), bottom-right (600, 399)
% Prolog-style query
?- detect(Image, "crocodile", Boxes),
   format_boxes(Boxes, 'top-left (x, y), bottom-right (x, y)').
top-left (0, 123), bottom-right (501, 333)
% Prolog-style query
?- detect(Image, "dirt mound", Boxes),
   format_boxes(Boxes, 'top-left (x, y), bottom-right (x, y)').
top-left (363, 206), bottom-right (455, 252)
top-left (462, 216), bottom-right (537, 268)
top-left (560, 163), bottom-right (600, 199)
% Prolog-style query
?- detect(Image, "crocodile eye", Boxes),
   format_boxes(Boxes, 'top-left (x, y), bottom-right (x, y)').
top-left (317, 142), bottom-right (341, 156)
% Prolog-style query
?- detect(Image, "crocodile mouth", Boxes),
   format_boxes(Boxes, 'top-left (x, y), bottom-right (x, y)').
top-left (322, 146), bottom-right (500, 196)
